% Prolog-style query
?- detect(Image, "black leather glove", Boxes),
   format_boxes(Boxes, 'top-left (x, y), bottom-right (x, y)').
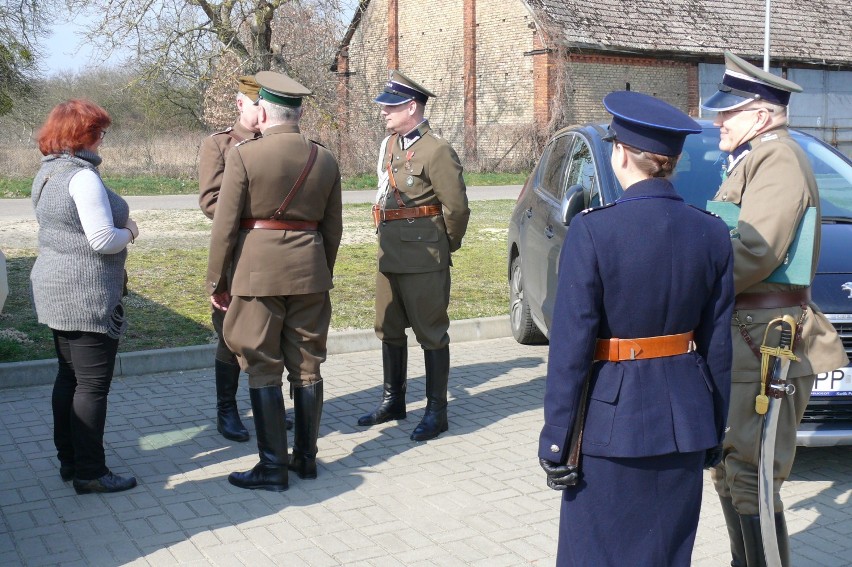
top-left (539, 458), bottom-right (579, 490)
top-left (703, 444), bottom-right (724, 469)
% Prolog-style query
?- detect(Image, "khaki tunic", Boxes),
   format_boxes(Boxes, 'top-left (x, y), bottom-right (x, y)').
top-left (206, 123), bottom-right (343, 386)
top-left (198, 120), bottom-right (260, 362)
top-left (710, 127), bottom-right (848, 514)
top-left (198, 121), bottom-right (260, 219)
top-left (374, 124), bottom-right (470, 348)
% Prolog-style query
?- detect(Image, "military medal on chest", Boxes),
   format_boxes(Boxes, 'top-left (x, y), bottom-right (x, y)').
top-left (405, 150), bottom-right (415, 186)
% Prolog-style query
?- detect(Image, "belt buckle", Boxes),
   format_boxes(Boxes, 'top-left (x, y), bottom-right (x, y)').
top-left (618, 339), bottom-right (640, 360)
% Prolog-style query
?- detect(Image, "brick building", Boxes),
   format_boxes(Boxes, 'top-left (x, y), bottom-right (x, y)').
top-left (333, 0), bottom-right (852, 172)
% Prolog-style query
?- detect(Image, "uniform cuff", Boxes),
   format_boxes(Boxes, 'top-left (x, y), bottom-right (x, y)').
top-left (539, 424), bottom-right (571, 463)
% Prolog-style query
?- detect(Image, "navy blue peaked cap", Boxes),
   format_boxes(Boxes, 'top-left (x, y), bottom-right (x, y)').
top-left (374, 70), bottom-right (435, 106)
top-left (603, 91), bottom-right (701, 156)
top-left (701, 52), bottom-right (803, 111)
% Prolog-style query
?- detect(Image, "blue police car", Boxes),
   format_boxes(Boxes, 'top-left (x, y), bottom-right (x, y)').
top-left (507, 122), bottom-right (852, 446)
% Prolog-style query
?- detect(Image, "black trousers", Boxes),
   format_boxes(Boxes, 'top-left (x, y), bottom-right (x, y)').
top-left (51, 329), bottom-right (120, 480)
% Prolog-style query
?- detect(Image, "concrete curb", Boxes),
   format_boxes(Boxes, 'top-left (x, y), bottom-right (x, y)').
top-left (0, 316), bottom-right (512, 389)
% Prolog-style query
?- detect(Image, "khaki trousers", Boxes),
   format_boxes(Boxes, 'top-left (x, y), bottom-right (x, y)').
top-left (711, 374), bottom-right (814, 515)
top-left (374, 270), bottom-right (450, 350)
top-left (223, 293), bottom-right (331, 388)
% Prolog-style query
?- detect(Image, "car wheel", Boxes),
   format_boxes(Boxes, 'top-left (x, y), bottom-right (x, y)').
top-left (509, 255), bottom-right (547, 345)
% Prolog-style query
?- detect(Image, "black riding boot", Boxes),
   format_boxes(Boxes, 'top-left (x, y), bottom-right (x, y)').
top-left (775, 512), bottom-right (791, 567)
top-left (411, 346), bottom-right (450, 442)
top-left (740, 512), bottom-right (791, 567)
top-left (739, 514), bottom-right (767, 567)
top-left (228, 386), bottom-right (289, 491)
top-left (215, 360), bottom-right (249, 442)
top-left (357, 343), bottom-right (407, 426)
top-left (289, 381), bottom-right (323, 479)
top-left (719, 496), bottom-right (746, 567)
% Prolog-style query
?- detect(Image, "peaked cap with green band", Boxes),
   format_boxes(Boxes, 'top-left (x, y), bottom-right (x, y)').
top-left (255, 71), bottom-right (312, 108)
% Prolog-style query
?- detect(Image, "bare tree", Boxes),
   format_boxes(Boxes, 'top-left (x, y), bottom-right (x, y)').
top-left (65, 0), bottom-right (358, 125)
top-left (1, 0), bottom-right (53, 114)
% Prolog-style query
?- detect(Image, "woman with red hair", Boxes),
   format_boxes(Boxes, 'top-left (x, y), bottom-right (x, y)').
top-left (31, 99), bottom-right (139, 494)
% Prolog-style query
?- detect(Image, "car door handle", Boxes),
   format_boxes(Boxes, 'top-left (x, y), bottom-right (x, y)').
top-left (525, 207), bottom-right (533, 218)
top-left (544, 225), bottom-right (554, 239)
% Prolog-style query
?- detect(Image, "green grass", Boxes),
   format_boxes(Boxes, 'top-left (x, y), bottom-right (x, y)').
top-left (0, 178), bottom-right (32, 198)
top-left (1, 171), bottom-right (528, 198)
top-left (0, 200), bottom-right (514, 362)
top-left (346, 171), bottom-right (528, 192)
top-left (103, 177), bottom-right (197, 196)
top-left (1, 176), bottom-right (198, 198)
top-left (342, 173), bottom-right (381, 190)
top-left (466, 171), bottom-right (529, 186)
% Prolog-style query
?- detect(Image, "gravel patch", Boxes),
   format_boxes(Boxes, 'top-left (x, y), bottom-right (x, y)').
top-left (0, 208), bottom-right (376, 250)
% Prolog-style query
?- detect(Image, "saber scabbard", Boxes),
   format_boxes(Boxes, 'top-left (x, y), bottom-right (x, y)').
top-left (757, 315), bottom-right (799, 567)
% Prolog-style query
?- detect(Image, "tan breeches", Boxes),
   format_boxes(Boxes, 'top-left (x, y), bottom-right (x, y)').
top-left (223, 293), bottom-right (331, 388)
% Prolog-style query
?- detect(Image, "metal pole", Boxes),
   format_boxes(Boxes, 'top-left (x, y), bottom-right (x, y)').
top-left (764, 0), bottom-right (771, 71)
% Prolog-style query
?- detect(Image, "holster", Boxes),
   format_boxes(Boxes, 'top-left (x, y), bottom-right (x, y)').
top-left (371, 205), bottom-right (382, 228)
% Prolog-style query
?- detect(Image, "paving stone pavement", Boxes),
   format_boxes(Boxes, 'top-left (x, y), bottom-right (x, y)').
top-left (1, 337), bottom-right (850, 566)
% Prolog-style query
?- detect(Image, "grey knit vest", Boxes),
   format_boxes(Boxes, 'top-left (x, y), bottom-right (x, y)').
top-left (30, 153), bottom-right (129, 337)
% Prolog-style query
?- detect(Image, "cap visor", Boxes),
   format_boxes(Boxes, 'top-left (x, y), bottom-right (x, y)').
top-left (700, 91), bottom-right (752, 112)
top-left (373, 92), bottom-right (412, 105)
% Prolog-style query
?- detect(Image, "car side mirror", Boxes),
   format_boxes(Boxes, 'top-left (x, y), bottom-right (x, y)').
top-left (561, 184), bottom-right (586, 225)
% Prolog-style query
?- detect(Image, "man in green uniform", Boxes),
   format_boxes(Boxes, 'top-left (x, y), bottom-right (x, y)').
top-left (198, 75), bottom-right (263, 443)
top-left (357, 70), bottom-right (470, 442)
top-left (703, 52), bottom-right (848, 566)
top-left (207, 71), bottom-right (343, 491)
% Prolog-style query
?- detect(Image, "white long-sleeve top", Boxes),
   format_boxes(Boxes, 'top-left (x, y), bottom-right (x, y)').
top-left (68, 169), bottom-right (133, 254)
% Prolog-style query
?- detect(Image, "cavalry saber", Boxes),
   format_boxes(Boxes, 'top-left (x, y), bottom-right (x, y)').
top-left (757, 315), bottom-right (798, 567)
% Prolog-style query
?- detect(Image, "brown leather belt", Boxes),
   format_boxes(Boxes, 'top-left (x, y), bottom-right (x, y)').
top-left (374, 204), bottom-right (443, 222)
top-left (594, 331), bottom-right (695, 362)
top-left (734, 288), bottom-right (811, 310)
top-left (240, 219), bottom-right (319, 231)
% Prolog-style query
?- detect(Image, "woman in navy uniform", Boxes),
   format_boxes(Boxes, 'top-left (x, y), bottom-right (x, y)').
top-left (539, 91), bottom-right (735, 566)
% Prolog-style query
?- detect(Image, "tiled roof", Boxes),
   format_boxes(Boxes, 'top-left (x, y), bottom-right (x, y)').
top-left (526, 0), bottom-right (852, 65)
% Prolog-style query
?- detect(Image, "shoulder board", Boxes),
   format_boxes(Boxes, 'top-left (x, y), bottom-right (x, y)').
top-left (581, 202), bottom-right (617, 215)
top-left (309, 139), bottom-right (327, 149)
top-left (688, 204), bottom-right (719, 217)
top-left (759, 132), bottom-right (780, 143)
top-left (209, 127), bottom-right (233, 137)
top-left (234, 137), bottom-right (259, 147)
top-left (428, 131), bottom-right (444, 140)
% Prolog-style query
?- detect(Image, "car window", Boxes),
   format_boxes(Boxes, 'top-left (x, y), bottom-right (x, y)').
top-left (790, 132), bottom-right (852, 219)
top-left (672, 127), bottom-right (852, 220)
top-left (533, 141), bottom-right (555, 190)
top-left (672, 133), bottom-right (726, 208)
top-left (538, 134), bottom-right (573, 201)
top-left (564, 139), bottom-right (601, 207)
